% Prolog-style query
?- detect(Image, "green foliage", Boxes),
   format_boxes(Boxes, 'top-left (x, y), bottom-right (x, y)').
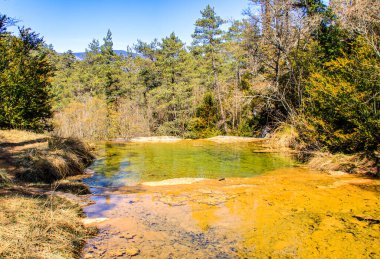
top-left (0, 23), bottom-right (53, 131)
top-left (303, 37), bottom-right (380, 153)
top-left (101, 29), bottom-right (114, 57)
top-left (188, 92), bottom-right (221, 138)
top-left (40, 2), bottom-right (380, 157)
top-left (192, 5), bottom-right (224, 53)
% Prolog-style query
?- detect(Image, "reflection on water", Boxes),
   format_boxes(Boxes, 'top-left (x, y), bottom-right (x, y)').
top-left (84, 140), bottom-right (295, 189)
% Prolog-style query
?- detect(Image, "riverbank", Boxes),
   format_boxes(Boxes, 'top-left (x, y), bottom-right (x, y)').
top-left (113, 135), bottom-right (265, 144)
top-left (83, 167), bottom-right (380, 258)
top-left (1, 131), bottom-right (378, 257)
top-left (0, 130), bottom-right (96, 258)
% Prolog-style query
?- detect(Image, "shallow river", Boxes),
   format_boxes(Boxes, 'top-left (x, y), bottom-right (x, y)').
top-left (83, 140), bottom-right (380, 258)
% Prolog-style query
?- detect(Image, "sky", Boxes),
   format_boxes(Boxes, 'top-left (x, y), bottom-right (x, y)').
top-left (0, 0), bottom-right (250, 52)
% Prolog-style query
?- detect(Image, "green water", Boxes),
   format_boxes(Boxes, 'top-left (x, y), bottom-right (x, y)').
top-left (85, 140), bottom-right (296, 190)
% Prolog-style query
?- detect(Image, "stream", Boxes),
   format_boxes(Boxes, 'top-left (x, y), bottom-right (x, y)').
top-left (82, 140), bottom-right (380, 258)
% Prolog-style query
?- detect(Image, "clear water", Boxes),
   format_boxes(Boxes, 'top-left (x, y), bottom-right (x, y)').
top-left (84, 140), bottom-right (296, 190)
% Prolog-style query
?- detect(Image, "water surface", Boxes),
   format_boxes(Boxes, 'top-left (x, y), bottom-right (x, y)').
top-left (84, 140), bottom-right (295, 190)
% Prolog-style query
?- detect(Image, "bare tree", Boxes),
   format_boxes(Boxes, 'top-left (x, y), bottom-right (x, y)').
top-left (247, 0), bottom-right (322, 118)
top-left (331, 0), bottom-right (380, 57)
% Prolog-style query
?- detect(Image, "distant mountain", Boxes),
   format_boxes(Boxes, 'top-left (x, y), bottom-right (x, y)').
top-left (72, 50), bottom-right (137, 60)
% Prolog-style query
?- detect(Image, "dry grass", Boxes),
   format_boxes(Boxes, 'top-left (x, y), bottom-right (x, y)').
top-left (0, 130), bottom-right (97, 258)
top-left (308, 152), bottom-right (378, 175)
top-left (53, 180), bottom-right (91, 194)
top-left (0, 195), bottom-right (95, 259)
top-left (0, 129), bottom-right (48, 144)
top-left (0, 169), bottom-right (11, 186)
top-left (264, 124), bottom-right (379, 176)
top-left (266, 123), bottom-right (298, 150)
top-left (14, 136), bottom-right (95, 183)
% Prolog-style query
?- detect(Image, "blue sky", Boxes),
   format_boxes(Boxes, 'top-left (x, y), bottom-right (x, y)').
top-left (0, 0), bottom-right (249, 52)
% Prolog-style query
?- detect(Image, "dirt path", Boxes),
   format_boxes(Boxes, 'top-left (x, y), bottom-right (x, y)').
top-left (83, 168), bottom-right (380, 258)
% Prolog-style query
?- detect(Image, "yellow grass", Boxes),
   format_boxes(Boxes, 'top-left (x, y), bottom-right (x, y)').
top-left (0, 130), bottom-right (97, 257)
top-left (266, 123), bottom-right (298, 150)
top-left (0, 195), bottom-right (95, 258)
top-left (0, 129), bottom-right (47, 143)
top-left (0, 130), bottom-right (95, 183)
top-left (307, 152), bottom-right (377, 174)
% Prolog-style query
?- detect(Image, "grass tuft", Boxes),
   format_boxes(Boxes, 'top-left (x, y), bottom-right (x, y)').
top-left (0, 195), bottom-right (96, 258)
top-left (307, 152), bottom-right (378, 175)
top-left (16, 136), bottom-right (95, 183)
top-left (0, 169), bottom-right (11, 186)
top-left (267, 123), bottom-right (298, 150)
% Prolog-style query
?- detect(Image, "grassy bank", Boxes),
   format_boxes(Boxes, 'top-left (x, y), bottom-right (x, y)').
top-left (0, 130), bottom-right (96, 258)
top-left (267, 124), bottom-right (379, 177)
top-left (0, 195), bottom-right (96, 258)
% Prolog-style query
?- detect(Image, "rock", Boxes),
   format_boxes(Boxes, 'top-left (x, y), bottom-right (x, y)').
top-left (125, 247), bottom-right (140, 256)
top-left (218, 178), bottom-right (225, 181)
top-left (109, 247), bottom-right (140, 257)
top-left (110, 248), bottom-right (125, 257)
top-left (82, 217), bottom-right (108, 225)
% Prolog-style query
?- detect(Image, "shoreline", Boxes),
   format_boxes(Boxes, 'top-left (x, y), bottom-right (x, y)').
top-left (111, 135), bottom-right (266, 144)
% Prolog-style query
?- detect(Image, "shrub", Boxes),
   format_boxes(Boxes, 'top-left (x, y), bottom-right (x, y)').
top-left (302, 38), bottom-right (380, 153)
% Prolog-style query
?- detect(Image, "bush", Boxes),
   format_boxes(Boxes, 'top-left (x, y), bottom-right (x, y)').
top-left (302, 38), bottom-right (380, 153)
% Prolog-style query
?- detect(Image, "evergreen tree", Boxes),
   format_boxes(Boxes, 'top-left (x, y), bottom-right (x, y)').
top-left (87, 39), bottom-right (100, 54)
top-left (0, 24), bottom-right (53, 130)
top-left (192, 5), bottom-right (228, 132)
top-left (101, 29), bottom-right (114, 56)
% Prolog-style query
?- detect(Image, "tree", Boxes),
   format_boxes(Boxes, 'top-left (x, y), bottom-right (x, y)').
top-left (331, 0), bottom-right (380, 58)
top-left (87, 39), bottom-right (100, 54)
top-left (302, 37), bottom-right (380, 153)
top-left (101, 29), bottom-right (114, 56)
top-left (0, 14), bottom-right (16, 34)
top-left (192, 5), bottom-right (228, 133)
top-left (0, 24), bottom-right (53, 130)
top-left (148, 33), bottom-right (196, 136)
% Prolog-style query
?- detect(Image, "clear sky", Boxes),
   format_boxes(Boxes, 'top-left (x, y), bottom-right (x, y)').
top-left (0, 0), bottom-right (250, 52)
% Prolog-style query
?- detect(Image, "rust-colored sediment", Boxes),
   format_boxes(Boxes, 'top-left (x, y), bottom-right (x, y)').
top-left (83, 168), bottom-right (380, 258)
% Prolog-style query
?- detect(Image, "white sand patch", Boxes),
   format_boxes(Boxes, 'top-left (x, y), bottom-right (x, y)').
top-left (328, 170), bottom-right (348, 176)
top-left (82, 217), bottom-right (108, 225)
top-left (142, 178), bottom-right (206, 186)
top-left (207, 135), bottom-right (263, 143)
top-left (129, 136), bottom-right (182, 143)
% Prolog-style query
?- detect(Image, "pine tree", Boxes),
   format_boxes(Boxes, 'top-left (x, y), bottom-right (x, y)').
top-left (101, 29), bottom-right (114, 56)
top-left (0, 25), bottom-right (53, 130)
top-left (192, 5), bottom-right (228, 133)
top-left (87, 39), bottom-right (100, 54)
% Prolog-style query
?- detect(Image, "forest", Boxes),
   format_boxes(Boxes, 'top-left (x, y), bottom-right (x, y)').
top-left (1, 0), bottom-right (379, 155)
